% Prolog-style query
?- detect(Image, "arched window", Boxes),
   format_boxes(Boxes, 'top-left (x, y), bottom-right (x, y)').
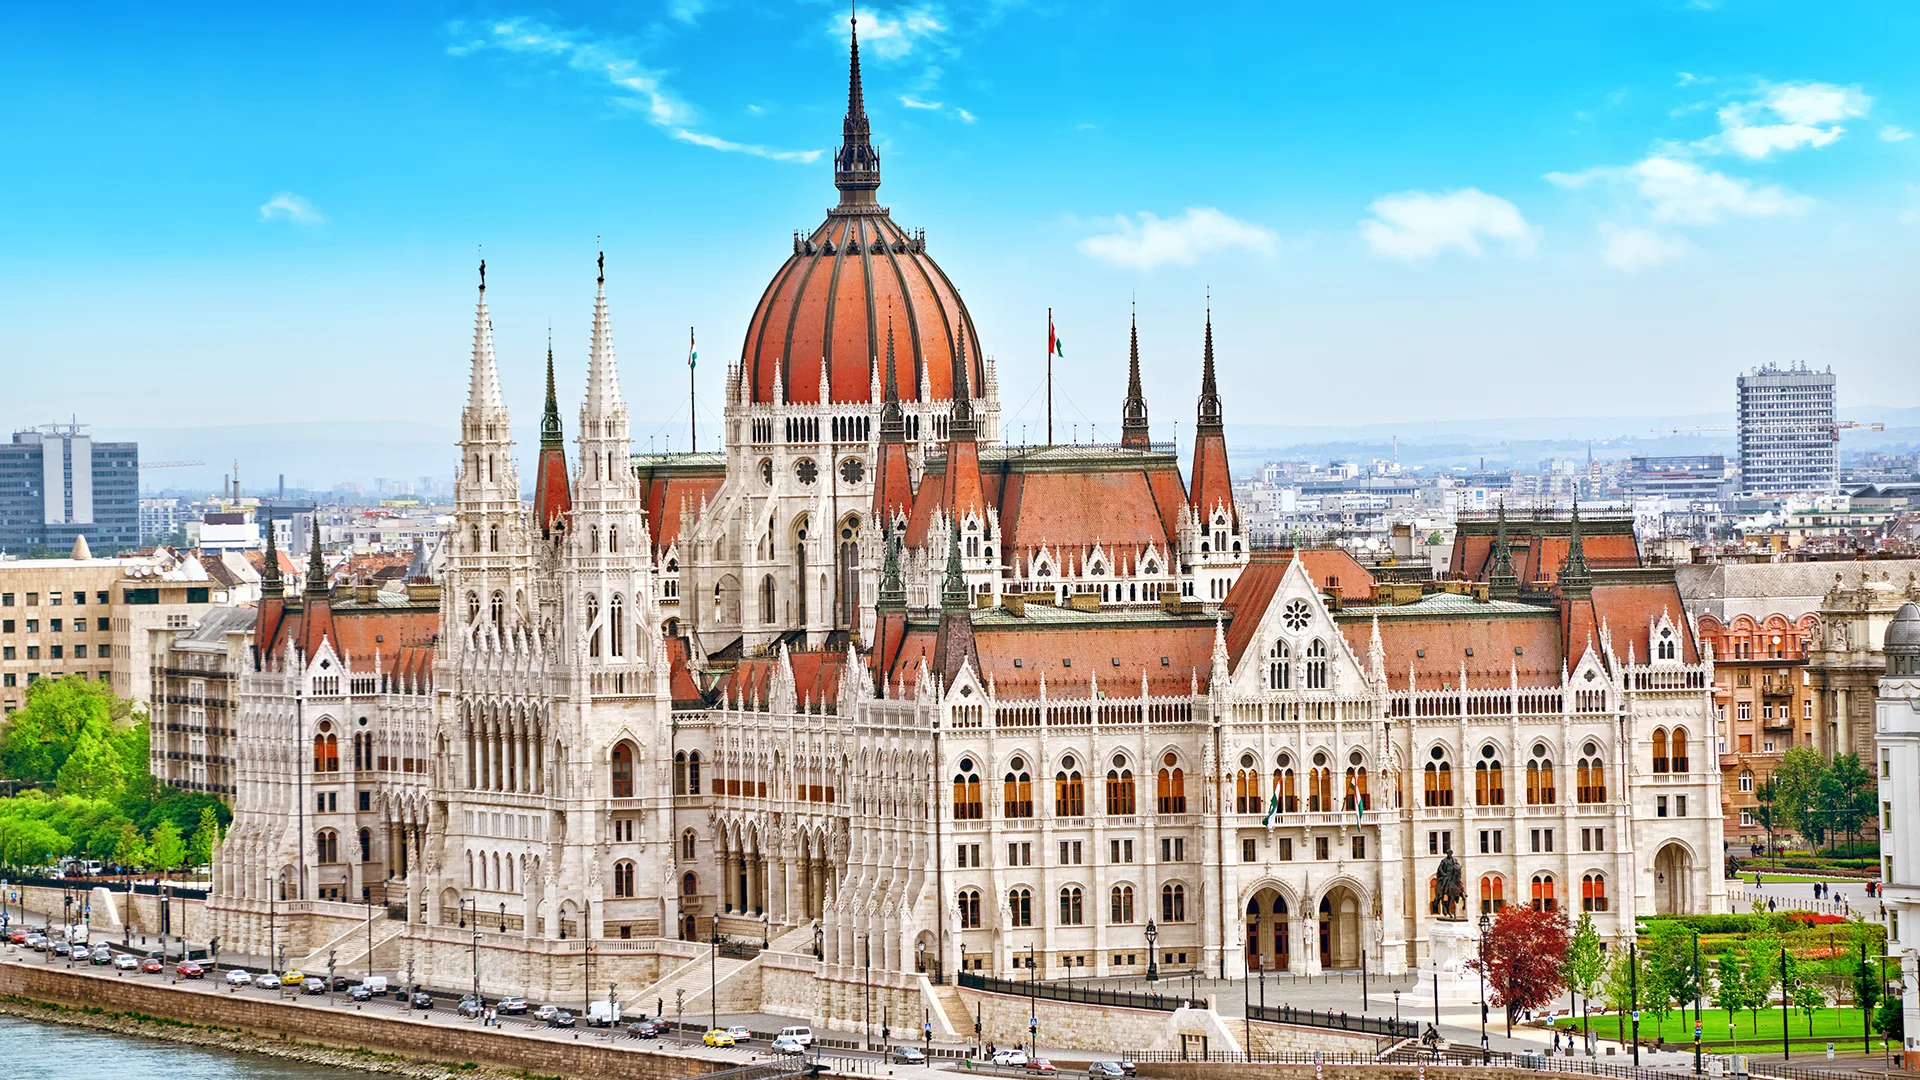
top-left (1234, 754), bottom-right (1260, 814)
top-left (1344, 751), bottom-right (1369, 811)
top-left (1274, 754), bottom-right (1298, 812)
top-left (1738, 769), bottom-right (1753, 793)
top-left (1669, 728), bottom-right (1689, 773)
top-left (1475, 745), bottom-right (1505, 806)
top-left (1156, 754), bottom-right (1186, 814)
top-left (1059, 886), bottom-right (1085, 926)
top-left (1268, 641), bottom-right (1292, 690)
top-left (1110, 885), bottom-right (1135, 924)
top-left (1003, 757), bottom-right (1033, 818)
top-left (1423, 747), bottom-right (1453, 807)
top-left (1530, 873), bottom-right (1557, 912)
top-left (609, 594), bottom-right (624, 657)
top-left (1054, 761), bottom-right (1085, 817)
top-left (1657, 626), bottom-right (1676, 660)
top-left (1105, 761), bottom-right (1136, 815)
top-left (958, 889), bottom-right (982, 929)
top-left (608, 525), bottom-right (618, 553)
top-left (470, 525), bottom-right (481, 554)
top-left (489, 591), bottom-right (504, 625)
top-left (687, 750), bottom-right (701, 792)
top-left (760, 575), bottom-right (777, 624)
top-left (1160, 883), bottom-right (1186, 922)
top-left (467, 591), bottom-right (480, 624)
top-left (1305, 639), bottom-right (1329, 690)
top-left (680, 872), bottom-right (699, 897)
top-left (1428, 876), bottom-right (1441, 916)
top-left (674, 751), bottom-right (688, 795)
top-left (586, 594), bottom-right (601, 658)
top-left (1581, 873), bottom-right (1608, 912)
top-left (953, 758), bottom-right (983, 819)
top-left (313, 725), bottom-right (339, 773)
top-left (613, 860), bottom-right (636, 898)
top-left (1577, 743), bottom-right (1607, 803)
top-left (1652, 728), bottom-right (1669, 773)
top-left (610, 741), bottom-right (634, 799)
top-left (1526, 746), bottom-right (1556, 805)
top-left (1008, 888), bottom-right (1032, 927)
top-left (316, 830), bottom-right (338, 864)
top-left (1308, 751), bottom-right (1334, 812)
top-left (357, 827), bottom-right (372, 862)
top-left (1480, 874), bottom-right (1505, 915)
top-left (489, 524), bottom-right (499, 552)
top-left (681, 829), bottom-right (697, 860)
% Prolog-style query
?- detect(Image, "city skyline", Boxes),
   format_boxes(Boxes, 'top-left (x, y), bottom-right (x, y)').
top-left (3, 1), bottom-right (1918, 443)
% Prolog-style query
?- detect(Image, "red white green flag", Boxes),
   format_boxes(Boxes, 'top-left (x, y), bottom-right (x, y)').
top-left (1048, 314), bottom-right (1064, 358)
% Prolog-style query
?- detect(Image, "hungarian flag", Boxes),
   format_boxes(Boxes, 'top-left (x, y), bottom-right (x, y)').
top-left (688, 327), bottom-right (697, 369)
top-left (1262, 789), bottom-right (1280, 827)
top-left (1048, 310), bottom-right (1064, 358)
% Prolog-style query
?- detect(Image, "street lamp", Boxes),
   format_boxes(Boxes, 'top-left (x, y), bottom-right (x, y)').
top-left (1692, 930), bottom-right (1702, 1075)
top-left (812, 918), bottom-right (822, 960)
top-left (1477, 913), bottom-right (1491, 1064)
top-left (712, 915), bottom-right (723, 1034)
top-left (1145, 919), bottom-right (1159, 984)
top-left (862, 932), bottom-right (873, 1051)
top-left (762, 913), bottom-right (770, 950)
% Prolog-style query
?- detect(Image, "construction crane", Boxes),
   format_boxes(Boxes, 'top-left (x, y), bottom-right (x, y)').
top-left (1831, 421), bottom-right (1885, 442)
top-left (1649, 426), bottom-right (1732, 436)
top-left (140, 460), bottom-right (205, 469)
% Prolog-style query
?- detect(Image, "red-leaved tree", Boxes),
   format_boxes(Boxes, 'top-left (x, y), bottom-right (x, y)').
top-left (1473, 906), bottom-right (1571, 1033)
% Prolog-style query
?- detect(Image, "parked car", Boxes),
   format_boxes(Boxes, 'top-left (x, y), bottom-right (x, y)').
top-left (496, 996), bottom-right (529, 1015)
top-left (410, 992), bottom-right (435, 1010)
top-left (725, 1025), bottom-right (752, 1041)
top-left (1024, 1059), bottom-right (1057, 1074)
top-left (303, 977), bottom-right (328, 995)
top-left (702, 1028), bottom-right (736, 1047)
top-left (771, 1035), bottom-right (806, 1054)
top-left (53, 941), bottom-right (71, 957)
top-left (67, 946), bottom-right (90, 962)
top-left (992, 1049), bottom-right (1029, 1068)
top-left (457, 995), bottom-right (484, 1019)
top-left (347, 985), bottom-right (374, 1002)
top-left (329, 976), bottom-right (350, 992)
top-left (177, 962), bottom-right (205, 979)
top-left (891, 1046), bottom-right (927, 1064)
top-left (1088, 1063), bottom-right (1135, 1078)
top-left (91, 949), bottom-right (112, 966)
top-left (533, 1005), bottom-right (564, 1023)
top-left (629, 1018), bottom-right (672, 1038)
top-left (544, 1010), bottom-right (575, 1029)
top-left (140, 957), bottom-right (164, 974)
top-left (779, 1026), bottom-right (814, 1047)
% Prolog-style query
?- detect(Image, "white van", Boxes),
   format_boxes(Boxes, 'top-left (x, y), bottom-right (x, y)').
top-left (778, 1026), bottom-right (813, 1047)
top-left (588, 1000), bottom-right (622, 1027)
top-left (359, 975), bottom-right (390, 994)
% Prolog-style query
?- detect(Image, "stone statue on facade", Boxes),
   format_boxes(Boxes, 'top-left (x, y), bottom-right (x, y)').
top-left (1434, 851), bottom-right (1466, 919)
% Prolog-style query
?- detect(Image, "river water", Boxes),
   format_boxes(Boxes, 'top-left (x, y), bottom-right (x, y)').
top-left (1, 1014), bottom-right (371, 1080)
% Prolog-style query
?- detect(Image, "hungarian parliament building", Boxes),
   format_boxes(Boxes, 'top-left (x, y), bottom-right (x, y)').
top-left (207, 23), bottom-right (1725, 1024)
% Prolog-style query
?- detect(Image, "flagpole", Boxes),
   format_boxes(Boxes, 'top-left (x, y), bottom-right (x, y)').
top-left (1046, 307), bottom-right (1053, 446)
top-left (689, 326), bottom-right (697, 454)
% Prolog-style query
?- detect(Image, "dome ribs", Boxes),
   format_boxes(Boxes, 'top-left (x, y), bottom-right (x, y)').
top-left (817, 216), bottom-right (854, 404)
top-left (776, 218), bottom-right (839, 404)
top-left (875, 217), bottom-right (937, 405)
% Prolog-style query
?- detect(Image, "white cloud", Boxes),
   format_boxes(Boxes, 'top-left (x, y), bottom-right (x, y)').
top-left (448, 17), bottom-right (820, 164)
top-left (1598, 223), bottom-right (1691, 270)
top-left (1881, 124), bottom-right (1912, 142)
top-left (1704, 81), bottom-right (1871, 158)
top-left (667, 0), bottom-right (704, 24)
top-left (1551, 157), bottom-right (1812, 224)
top-left (1078, 208), bottom-right (1279, 270)
top-left (955, 108), bottom-right (976, 124)
top-left (838, 5), bottom-right (948, 60)
top-left (258, 192), bottom-right (325, 226)
top-left (1358, 188), bottom-right (1536, 262)
top-left (899, 96), bottom-right (941, 110)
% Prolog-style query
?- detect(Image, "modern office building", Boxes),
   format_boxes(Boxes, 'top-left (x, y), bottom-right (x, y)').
top-left (0, 422), bottom-right (140, 555)
top-left (1737, 364), bottom-right (1837, 496)
top-left (1626, 455), bottom-right (1729, 503)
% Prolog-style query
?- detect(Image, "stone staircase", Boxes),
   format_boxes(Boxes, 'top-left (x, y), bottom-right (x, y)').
top-left (767, 923), bottom-right (818, 956)
top-left (294, 917), bottom-right (407, 976)
top-left (928, 981), bottom-right (970, 1043)
top-left (630, 948), bottom-right (752, 1019)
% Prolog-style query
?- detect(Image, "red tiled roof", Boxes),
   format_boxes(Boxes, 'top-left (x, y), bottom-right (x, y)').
top-left (635, 459), bottom-right (726, 555)
top-left (1336, 605), bottom-right (1565, 692)
top-left (719, 649), bottom-right (851, 709)
top-left (884, 617), bottom-right (1215, 697)
top-left (258, 595), bottom-right (439, 681)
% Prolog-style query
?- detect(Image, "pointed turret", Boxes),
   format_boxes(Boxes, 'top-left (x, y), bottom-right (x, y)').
top-left (1187, 303), bottom-right (1237, 527)
top-left (941, 320), bottom-right (986, 525)
top-left (870, 532), bottom-right (909, 694)
top-left (941, 524), bottom-right (969, 613)
top-left (455, 257), bottom-right (516, 509)
top-left (833, 12), bottom-right (882, 207)
top-left (872, 317), bottom-right (914, 530)
top-left (255, 511), bottom-right (286, 667)
top-left (932, 524), bottom-right (981, 691)
top-left (1489, 499), bottom-right (1518, 598)
top-left (533, 335), bottom-right (574, 538)
top-left (260, 513), bottom-right (283, 599)
top-left (1558, 499), bottom-right (1593, 598)
top-left (297, 518), bottom-right (335, 662)
top-left (466, 260), bottom-right (505, 417)
top-left (577, 250), bottom-right (633, 495)
top-left (1120, 303), bottom-right (1151, 451)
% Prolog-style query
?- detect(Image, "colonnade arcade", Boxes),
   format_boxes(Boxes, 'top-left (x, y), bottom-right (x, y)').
top-left (1239, 878), bottom-right (1368, 975)
top-left (708, 816), bottom-right (833, 934)
top-left (461, 698), bottom-right (549, 794)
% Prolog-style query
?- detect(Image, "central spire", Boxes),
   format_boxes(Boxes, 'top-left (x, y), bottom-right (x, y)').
top-left (834, 7), bottom-right (882, 206)
top-left (1121, 302), bottom-right (1150, 450)
top-left (1197, 299), bottom-right (1222, 433)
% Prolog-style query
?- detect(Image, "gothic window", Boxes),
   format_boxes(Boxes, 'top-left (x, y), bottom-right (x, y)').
top-left (1268, 640), bottom-right (1291, 690)
top-left (467, 592), bottom-right (480, 624)
top-left (1576, 743), bottom-right (1607, 803)
top-left (1308, 751), bottom-right (1333, 812)
top-left (796, 458), bottom-right (818, 485)
top-left (1581, 873), bottom-right (1608, 912)
top-left (1274, 753), bottom-right (1298, 812)
top-left (1670, 728), bottom-right (1689, 773)
top-left (1282, 599), bottom-right (1311, 631)
top-left (958, 889), bottom-right (982, 929)
top-left (1530, 873), bottom-right (1557, 912)
top-left (1526, 745), bottom-right (1556, 805)
top-left (609, 594), bottom-right (624, 657)
top-left (590, 526), bottom-right (600, 553)
top-left (1003, 757), bottom-right (1033, 818)
top-left (1344, 750), bottom-right (1369, 811)
top-left (1111, 885), bottom-right (1135, 924)
top-left (1423, 746), bottom-right (1454, 808)
top-left (586, 594), bottom-right (601, 657)
top-left (1479, 874), bottom-right (1505, 915)
top-left (470, 525), bottom-right (481, 553)
top-left (608, 525), bottom-right (618, 553)
top-left (1008, 888), bottom-right (1032, 927)
top-left (313, 723), bottom-right (339, 772)
top-left (760, 575), bottom-right (776, 624)
top-left (1156, 753), bottom-right (1186, 814)
top-left (759, 459), bottom-right (773, 486)
top-left (490, 591), bottom-right (504, 626)
top-left (610, 741), bottom-right (634, 799)
top-left (1104, 757), bottom-right (1135, 815)
top-left (688, 750), bottom-right (701, 792)
top-left (316, 830), bottom-right (338, 864)
top-left (681, 829), bottom-right (697, 860)
top-left (613, 860), bottom-right (636, 898)
top-left (840, 458), bottom-right (864, 485)
top-left (1160, 882), bottom-right (1186, 922)
top-left (358, 828), bottom-right (372, 863)
top-left (1054, 759), bottom-right (1085, 817)
top-left (1657, 627), bottom-right (1676, 661)
top-left (1652, 728), bottom-right (1669, 773)
top-left (1059, 886), bottom-right (1085, 926)
top-left (1475, 745), bottom-right (1505, 807)
top-left (1234, 753), bottom-right (1260, 814)
top-left (674, 751), bottom-right (688, 795)
top-left (682, 872), bottom-right (698, 896)
top-left (489, 524), bottom-right (499, 552)
top-left (1305, 638), bottom-right (1328, 689)
top-left (953, 758), bottom-right (983, 819)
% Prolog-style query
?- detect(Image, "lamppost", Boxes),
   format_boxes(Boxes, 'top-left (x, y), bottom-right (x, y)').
top-left (1027, 945), bottom-right (1038, 1056)
top-left (1778, 944), bottom-right (1791, 1061)
top-left (1145, 919), bottom-right (1159, 984)
top-left (458, 898), bottom-right (480, 1006)
top-left (609, 981), bottom-right (619, 1036)
top-left (712, 915), bottom-right (723, 1034)
top-left (1477, 913), bottom-right (1491, 1064)
top-left (1692, 930), bottom-right (1702, 1075)
top-left (862, 932), bottom-right (872, 1051)
top-left (762, 913), bottom-right (770, 951)
top-left (812, 918), bottom-right (822, 960)
top-left (1630, 939), bottom-right (1641, 1066)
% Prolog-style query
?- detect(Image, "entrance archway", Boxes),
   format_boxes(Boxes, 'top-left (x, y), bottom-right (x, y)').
top-left (1318, 886), bottom-right (1362, 969)
top-left (1244, 889), bottom-right (1290, 972)
top-left (1654, 843), bottom-right (1692, 915)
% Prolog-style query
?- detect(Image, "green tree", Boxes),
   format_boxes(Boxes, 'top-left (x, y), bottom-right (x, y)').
top-left (111, 821), bottom-right (146, 871)
top-left (1752, 777), bottom-right (1780, 854)
top-left (186, 805), bottom-right (220, 869)
top-left (1563, 912), bottom-right (1607, 1040)
top-left (1794, 982), bottom-right (1826, 1036)
top-left (1741, 933), bottom-right (1781, 1033)
top-left (0, 675), bottom-right (115, 784)
top-left (1603, 940), bottom-right (1644, 1046)
top-left (54, 724), bottom-right (126, 799)
top-left (1772, 747), bottom-right (1829, 846)
top-left (1644, 923), bottom-right (1700, 1029)
top-left (1711, 951), bottom-right (1749, 1022)
top-left (1819, 753), bottom-right (1876, 851)
top-left (1876, 990), bottom-right (1905, 1043)
top-left (147, 818), bottom-right (185, 876)
top-left (0, 814), bottom-right (69, 870)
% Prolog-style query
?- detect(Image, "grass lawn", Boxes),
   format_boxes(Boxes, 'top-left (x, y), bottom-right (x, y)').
top-left (1740, 873), bottom-right (1865, 884)
top-left (1557, 1006), bottom-right (1875, 1048)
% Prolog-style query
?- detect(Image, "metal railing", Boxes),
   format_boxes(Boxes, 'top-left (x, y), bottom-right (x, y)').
top-left (1247, 1003), bottom-right (1418, 1039)
top-left (1380, 1043), bottom-right (1702, 1080)
top-left (957, 971), bottom-right (1192, 1013)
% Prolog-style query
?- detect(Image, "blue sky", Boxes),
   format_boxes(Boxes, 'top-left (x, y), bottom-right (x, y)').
top-left (2, 0), bottom-right (1916, 454)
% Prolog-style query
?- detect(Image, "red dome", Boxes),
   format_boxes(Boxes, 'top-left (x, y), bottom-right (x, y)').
top-left (738, 17), bottom-right (985, 407)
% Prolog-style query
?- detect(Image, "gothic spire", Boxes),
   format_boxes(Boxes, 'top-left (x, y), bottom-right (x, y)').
top-left (1558, 498), bottom-right (1593, 598)
top-left (466, 259), bottom-right (505, 416)
top-left (833, 8), bottom-right (882, 206)
top-left (260, 511), bottom-right (282, 599)
top-left (304, 518), bottom-right (326, 594)
top-left (1121, 301), bottom-right (1150, 450)
top-left (941, 523), bottom-right (969, 613)
top-left (878, 315), bottom-right (904, 442)
top-left (582, 250), bottom-right (625, 420)
top-left (540, 333), bottom-right (563, 447)
top-left (878, 532), bottom-right (906, 612)
top-left (1197, 299), bottom-right (1222, 433)
top-left (1489, 499), bottom-right (1518, 597)
top-left (949, 318), bottom-right (976, 441)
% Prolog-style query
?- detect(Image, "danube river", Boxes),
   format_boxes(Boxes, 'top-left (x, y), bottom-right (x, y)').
top-left (1, 1014), bottom-right (373, 1080)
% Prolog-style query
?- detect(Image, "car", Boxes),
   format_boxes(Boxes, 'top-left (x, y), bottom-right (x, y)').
top-left (7, 930), bottom-right (25, 944)
top-left (992, 1050), bottom-right (1029, 1068)
top-left (253, 972), bottom-right (281, 988)
top-left (545, 1010), bottom-right (575, 1029)
top-left (140, 957), bottom-right (164, 974)
top-left (225, 968), bottom-right (255, 986)
top-left (891, 1046), bottom-right (927, 1065)
top-left (702, 1029), bottom-right (736, 1047)
top-left (771, 1035), bottom-right (806, 1054)
top-left (533, 1004), bottom-right (563, 1023)
top-left (779, 1026), bottom-right (814, 1047)
top-left (1088, 1064), bottom-right (1128, 1078)
top-left (725, 1025), bottom-right (752, 1041)
top-left (303, 977), bottom-right (328, 995)
top-left (25, 935), bottom-right (46, 951)
top-left (1024, 1060), bottom-right (1057, 1074)
top-left (457, 995), bottom-right (484, 1019)
top-left (347, 985), bottom-right (374, 1002)
top-left (91, 949), bottom-right (112, 966)
top-left (68, 946), bottom-right (90, 962)
top-left (410, 992), bottom-right (435, 1010)
top-left (176, 962), bottom-right (205, 979)
top-left (53, 941), bottom-right (71, 957)
top-left (329, 976), bottom-right (350, 992)
top-left (496, 996), bottom-right (529, 1015)
top-left (630, 1020), bottom-right (667, 1040)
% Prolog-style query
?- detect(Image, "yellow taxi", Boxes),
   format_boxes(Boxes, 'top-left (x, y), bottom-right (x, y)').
top-left (703, 1028), bottom-right (737, 1047)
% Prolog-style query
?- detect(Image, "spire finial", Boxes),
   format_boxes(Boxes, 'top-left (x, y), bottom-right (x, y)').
top-left (261, 511), bottom-right (283, 598)
top-left (597, 248), bottom-right (605, 287)
top-left (950, 318), bottom-right (975, 439)
top-left (478, 257), bottom-right (486, 291)
top-left (1489, 498), bottom-right (1518, 596)
top-left (305, 517), bottom-right (326, 592)
top-left (942, 522), bottom-right (969, 612)
top-left (541, 332), bottom-right (563, 446)
top-left (1122, 300), bottom-right (1150, 449)
top-left (834, 2), bottom-right (882, 206)
top-left (1558, 497), bottom-right (1593, 598)
top-left (1197, 299), bottom-right (1222, 432)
